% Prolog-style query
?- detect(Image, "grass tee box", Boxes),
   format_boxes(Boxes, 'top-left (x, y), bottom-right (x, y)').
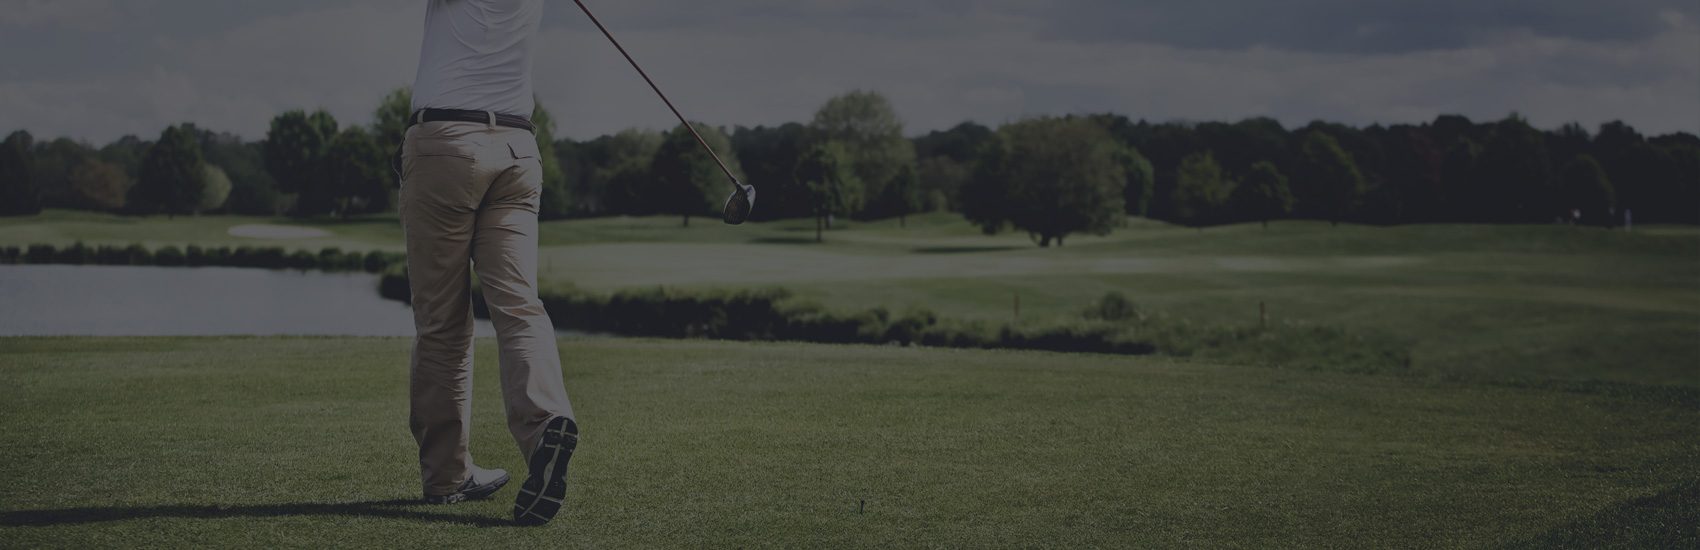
top-left (1, 337), bottom-right (1693, 548)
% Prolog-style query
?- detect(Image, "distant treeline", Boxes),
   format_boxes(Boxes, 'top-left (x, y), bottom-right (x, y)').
top-left (3, 88), bottom-right (1695, 241)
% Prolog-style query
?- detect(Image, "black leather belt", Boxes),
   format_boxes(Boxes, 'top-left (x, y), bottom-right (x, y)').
top-left (408, 108), bottom-right (534, 133)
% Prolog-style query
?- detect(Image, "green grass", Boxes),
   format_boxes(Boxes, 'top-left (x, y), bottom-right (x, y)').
top-left (4, 209), bottom-right (1696, 386)
top-left (1, 337), bottom-right (1694, 548)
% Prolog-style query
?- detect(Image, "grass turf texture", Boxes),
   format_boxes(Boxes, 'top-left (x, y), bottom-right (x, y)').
top-left (1, 337), bottom-right (1694, 548)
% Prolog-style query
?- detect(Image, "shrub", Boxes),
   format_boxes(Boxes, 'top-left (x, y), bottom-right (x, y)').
top-left (379, 263), bottom-right (411, 304)
top-left (363, 251), bottom-right (389, 273)
top-left (184, 245), bottom-right (204, 266)
top-left (287, 249), bottom-right (317, 270)
top-left (206, 246), bottom-right (232, 266)
top-left (1083, 291), bottom-right (1143, 322)
top-left (125, 244), bottom-right (152, 265)
top-left (53, 241), bottom-right (88, 264)
top-left (882, 306), bottom-right (938, 344)
top-left (25, 244), bottom-right (53, 264)
top-left (318, 247), bottom-right (344, 270)
top-left (340, 251), bottom-right (364, 271)
top-left (93, 245), bottom-right (124, 264)
top-left (1, 246), bottom-right (18, 263)
top-left (249, 247), bottom-right (284, 268)
top-left (154, 245), bottom-right (186, 267)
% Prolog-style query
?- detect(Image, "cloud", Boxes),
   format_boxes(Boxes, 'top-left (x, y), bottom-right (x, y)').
top-left (0, 0), bottom-right (124, 31)
top-left (0, 1), bottom-right (1695, 146)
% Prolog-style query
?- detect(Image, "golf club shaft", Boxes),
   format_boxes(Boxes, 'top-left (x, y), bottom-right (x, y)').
top-left (571, 0), bottom-right (740, 187)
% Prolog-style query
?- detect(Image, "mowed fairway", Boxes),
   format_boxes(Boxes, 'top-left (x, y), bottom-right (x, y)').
top-left (0, 337), bottom-right (1695, 548)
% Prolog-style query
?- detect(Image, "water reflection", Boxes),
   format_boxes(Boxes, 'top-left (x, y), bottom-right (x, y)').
top-left (0, 265), bottom-right (576, 337)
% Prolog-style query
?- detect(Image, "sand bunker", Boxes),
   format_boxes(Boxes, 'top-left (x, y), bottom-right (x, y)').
top-left (227, 224), bottom-right (332, 239)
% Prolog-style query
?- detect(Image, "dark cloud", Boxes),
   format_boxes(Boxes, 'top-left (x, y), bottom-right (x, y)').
top-left (1026, 0), bottom-right (1698, 53)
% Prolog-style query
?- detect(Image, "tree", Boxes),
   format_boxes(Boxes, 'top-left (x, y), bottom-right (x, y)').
top-left (731, 123), bottom-right (809, 220)
top-left (916, 156), bottom-right (969, 213)
top-left (0, 130), bottom-right (39, 216)
top-left (371, 86), bottom-right (412, 162)
top-left (807, 90), bottom-right (915, 218)
top-left (650, 122), bottom-right (744, 226)
top-left (131, 124), bottom-right (205, 217)
top-left (322, 127), bottom-right (390, 218)
top-left (531, 101), bottom-right (573, 220)
top-left (1557, 155), bottom-right (1613, 225)
top-left (1239, 161), bottom-right (1294, 228)
top-left (875, 161), bottom-right (923, 227)
top-left (264, 109), bottom-right (339, 216)
top-left (198, 164), bottom-right (232, 214)
top-left (597, 128), bottom-right (664, 215)
top-left (960, 116), bottom-right (1127, 247)
top-left (793, 142), bottom-right (861, 242)
top-left (1171, 151), bottom-right (1236, 227)
top-left (1120, 147), bottom-right (1155, 217)
top-left (1477, 113), bottom-right (1555, 222)
top-left (1300, 130), bottom-right (1365, 225)
top-left (66, 158), bottom-right (133, 211)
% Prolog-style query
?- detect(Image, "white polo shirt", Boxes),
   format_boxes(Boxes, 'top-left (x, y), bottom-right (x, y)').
top-left (410, 0), bottom-right (543, 119)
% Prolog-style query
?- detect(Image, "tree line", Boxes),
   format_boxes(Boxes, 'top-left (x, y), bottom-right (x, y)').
top-left (2, 89), bottom-right (1695, 245)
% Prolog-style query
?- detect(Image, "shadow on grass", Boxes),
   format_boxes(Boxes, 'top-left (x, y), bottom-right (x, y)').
top-left (911, 246), bottom-right (1024, 254)
top-left (0, 499), bottom-right (512, 528)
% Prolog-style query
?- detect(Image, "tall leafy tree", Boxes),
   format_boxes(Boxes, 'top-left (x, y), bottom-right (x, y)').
top-left (0, 130), bottom-right (39, 216)
top-left (131, 124), bottom-right (205, 217)
top-left (322, 127), bottom-right (390, 218)
top-left (66, 158), bottom-right (133, 211)
top-left (730, 123), bottom-right (809, 221)
top-left (1119, 147), bottom-right (1155, 217)
top-left (530, 101), bottom-right (573, 220)
top-left (650, 122), bottom-right (744, 226)
top-left (372, 86), bottom-right (412, 163)
top-left (1477, 113), bottom-right (1555, 222)
top-left (807, 90), bottom-right (915, 218)
top-left (875, 161), bottom-right (923, 227)
top-left (1171, 151), bottom-right (1236, 227)
top-left (598, 128), bottom-right (664, 215)
top-left (960, 116), bottom-right (1126, 247)
top-left (1557, 154), bottom-right (1614, 225)
top-left (1300, 130), bottom-right (1365, 226)
top-left (1239, 161), bottom-right (1294, 228)
top-left (198, 164), bottom-right (232, 214)
top-left (916, 156), bottom-right (969, 212)
top-left (264, 109), bottom-right (339, 216)
top-left (793, 141), bottom-right (861, 242)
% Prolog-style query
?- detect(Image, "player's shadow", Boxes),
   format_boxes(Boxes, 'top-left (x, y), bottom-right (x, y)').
top-left (1, 499), bottom-right (512, 528)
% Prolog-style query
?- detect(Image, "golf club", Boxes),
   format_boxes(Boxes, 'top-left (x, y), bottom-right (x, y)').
top-left (571, 0), bottom-right (755, 225)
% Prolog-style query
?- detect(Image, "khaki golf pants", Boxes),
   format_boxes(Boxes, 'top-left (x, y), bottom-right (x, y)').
top-left (399, 120), bottom-right (574, 496)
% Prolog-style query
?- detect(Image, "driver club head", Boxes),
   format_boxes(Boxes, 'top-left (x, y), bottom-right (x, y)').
top-left (722, 182), bottom-right (756, 225)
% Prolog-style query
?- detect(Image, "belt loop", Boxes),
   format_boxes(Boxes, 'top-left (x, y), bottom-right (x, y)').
top-left (413, 109), bottom-right (423, 125)
top-left (486, 111), bottom-right (497, 130)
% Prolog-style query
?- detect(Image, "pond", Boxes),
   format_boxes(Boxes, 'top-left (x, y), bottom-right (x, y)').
top-left (0, 264), bottom-right (579, 338)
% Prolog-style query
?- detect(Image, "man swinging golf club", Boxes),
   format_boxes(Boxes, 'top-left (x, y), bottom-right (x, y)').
top-left (399, 0), bottom-right (574, 526)
top-left (399, 0), bottom-right (751, 527)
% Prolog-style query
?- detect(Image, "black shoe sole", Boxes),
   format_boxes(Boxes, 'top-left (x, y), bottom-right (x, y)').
top-left (513, 416), bottom-right (577, 526)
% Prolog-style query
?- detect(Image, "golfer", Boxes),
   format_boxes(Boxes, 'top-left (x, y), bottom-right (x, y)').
top-left (395, 0), bottom-right (576, 526)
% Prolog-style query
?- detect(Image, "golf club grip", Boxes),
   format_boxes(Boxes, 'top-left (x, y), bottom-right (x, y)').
top-left (571, 0), bottom-right (741, 189)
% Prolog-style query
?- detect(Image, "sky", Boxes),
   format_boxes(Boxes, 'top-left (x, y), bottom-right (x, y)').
top-left (1, 0), bottom-right (1696, 145)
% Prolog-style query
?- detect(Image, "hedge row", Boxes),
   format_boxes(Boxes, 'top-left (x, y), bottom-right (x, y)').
top-left (379, 273), bottom-right (1408, 371)
top-left (1, 242), bottom-right (404, 273)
